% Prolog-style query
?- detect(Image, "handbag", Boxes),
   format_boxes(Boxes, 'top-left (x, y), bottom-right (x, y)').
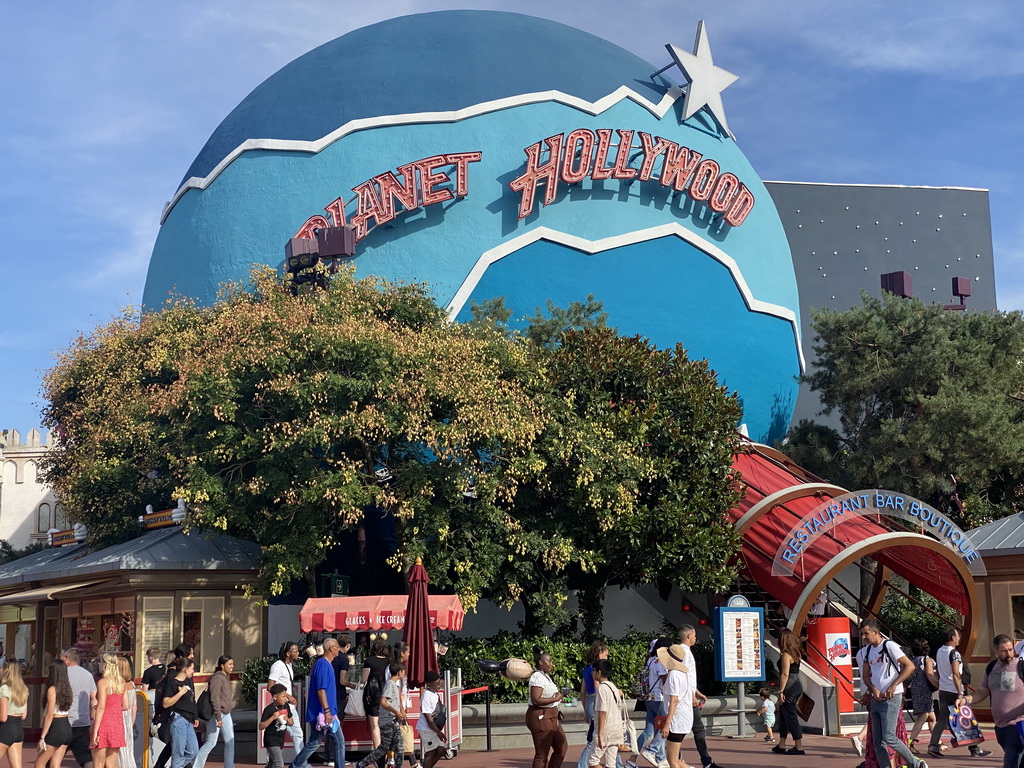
top-left (432, 699), bottom-right (447, 729)
top-left (345, 685), bottom-right (365, 717)
top-left (400, 722), bottom-right (414, 753)
top-left (619, 688), bottom-right (638, 753)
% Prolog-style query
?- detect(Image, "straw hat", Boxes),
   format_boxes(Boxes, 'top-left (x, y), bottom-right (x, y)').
top-left (657, 644), bottom-right (690, 674)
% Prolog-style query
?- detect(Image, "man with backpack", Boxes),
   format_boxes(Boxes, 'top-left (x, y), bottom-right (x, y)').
top-left (856, 619), bottom-right (929, 768)
top-left (969, 634), bottom-right (1024, 768)
top-left (929, 626), bottom-right (991, 758)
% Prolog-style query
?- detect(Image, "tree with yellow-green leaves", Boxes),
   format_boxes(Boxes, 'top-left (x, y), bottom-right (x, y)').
top-left (42, 267), bottom-right (548, 607)
top-left (42, 267), bottom-right (745, 634)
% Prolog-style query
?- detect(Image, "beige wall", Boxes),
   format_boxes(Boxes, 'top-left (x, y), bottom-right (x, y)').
top-left (135, 588), bottom-right (265, 676)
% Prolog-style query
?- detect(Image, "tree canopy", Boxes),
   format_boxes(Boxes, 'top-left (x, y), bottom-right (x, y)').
top-left (785, 293), bottom-right (1024, 529)
top-left (43, 267), bottom-right (745, 633)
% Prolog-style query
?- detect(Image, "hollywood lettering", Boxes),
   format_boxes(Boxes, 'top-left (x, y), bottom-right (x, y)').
top-left (509, 128), bottom-right (755, 224)
top-left (294, 152), bottom-right (483, 241)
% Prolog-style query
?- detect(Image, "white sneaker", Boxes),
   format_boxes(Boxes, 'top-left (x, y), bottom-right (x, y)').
top-left (640, 750), bottom-right (659, 766)
top-left (657, 761), bottom-right (670, 768)
top-left (850, 734), bottom-right (863, 757)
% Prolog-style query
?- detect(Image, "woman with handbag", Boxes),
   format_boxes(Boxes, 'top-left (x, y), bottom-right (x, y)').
top-left (577, 642), bottom-right (608, 768)
top-left (360, 637), bottom-right (391, 749)
top-left (773, 629), bottom-right (806, 756)
top-left (391, 643), bottom-right (420, 768)
top-left (637, 638), bottom-right (671, 766)
top-left (526, 648), bottom-right (568, 768)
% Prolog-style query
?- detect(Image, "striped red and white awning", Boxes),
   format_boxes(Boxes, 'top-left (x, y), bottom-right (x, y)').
top-left (299, 594), bottom-right (464, 633)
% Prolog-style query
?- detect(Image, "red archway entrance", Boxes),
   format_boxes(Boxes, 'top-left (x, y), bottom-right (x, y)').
top-left (727, 441), bottom-right (979, 709)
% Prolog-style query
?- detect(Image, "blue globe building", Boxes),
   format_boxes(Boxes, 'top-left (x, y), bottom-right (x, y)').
top-left (145, 11), bottom-right (996, 444)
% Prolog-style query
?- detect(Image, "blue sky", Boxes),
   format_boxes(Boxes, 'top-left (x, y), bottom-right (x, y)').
top-left (1, 0), bottom-right (1022, 432)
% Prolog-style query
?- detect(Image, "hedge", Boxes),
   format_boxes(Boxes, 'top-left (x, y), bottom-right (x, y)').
top-left (240, 631), bottom-right (736, 707)
top-left (439, 630), bottom-right (734, 703)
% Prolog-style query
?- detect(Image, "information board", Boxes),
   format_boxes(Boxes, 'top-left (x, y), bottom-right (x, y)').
top-left (713, 605), bottom-right (765, 682)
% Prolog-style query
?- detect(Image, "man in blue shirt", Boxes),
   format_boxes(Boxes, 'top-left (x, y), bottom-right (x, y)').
top-left (291, 639), bottom-right (346, 768)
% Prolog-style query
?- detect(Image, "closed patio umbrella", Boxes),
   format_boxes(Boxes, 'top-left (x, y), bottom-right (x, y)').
top-left (404, 556), bottom-right (439, 688)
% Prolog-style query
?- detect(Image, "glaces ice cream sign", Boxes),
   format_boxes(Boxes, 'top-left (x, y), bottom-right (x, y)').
top-left (293, 129), bottom-right (755, 242)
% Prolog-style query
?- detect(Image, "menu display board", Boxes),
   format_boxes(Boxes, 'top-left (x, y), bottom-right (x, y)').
top-left (713, 605), bottom-right (765, 682)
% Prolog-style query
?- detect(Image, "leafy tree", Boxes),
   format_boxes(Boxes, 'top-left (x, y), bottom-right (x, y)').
top-left (516, 328), bottom-right (744, 637)
top-left (0, 541), bottom-right (46, 565)
top-left (468, 293), bottom-right (609, 347)
top-left (786, 293), bottom-right (1024, 529)
top-left (41, 267), bottom-right (548, 606)
top-left (43, 272), bottom-right (745, 637)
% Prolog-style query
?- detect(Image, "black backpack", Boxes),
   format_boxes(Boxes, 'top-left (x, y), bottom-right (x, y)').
top-left (984, 656), bottom-right (1024, 683)
top-left (196, 686), bottom-right (214, 721)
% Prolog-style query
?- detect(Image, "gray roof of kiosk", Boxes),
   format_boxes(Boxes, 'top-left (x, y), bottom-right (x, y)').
top-left (0, 526), bottom-right (261, 588)
top-left (967, 512), bottom-right (1024, 554)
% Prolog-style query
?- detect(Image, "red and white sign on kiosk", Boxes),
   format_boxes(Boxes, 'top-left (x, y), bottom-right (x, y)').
top-left (295, 595), bottom-right (465, 757)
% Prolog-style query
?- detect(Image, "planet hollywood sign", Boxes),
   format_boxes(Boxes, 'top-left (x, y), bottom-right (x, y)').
top-left (771, 489), bottom-right (987, 577)
top-left (293, 128), bottom-right (755, 242)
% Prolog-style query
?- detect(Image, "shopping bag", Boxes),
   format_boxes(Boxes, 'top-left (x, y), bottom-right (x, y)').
top-left (345, 685), bottom-right (366, 717)
top-left (947, 704), bottom-right (985, 747)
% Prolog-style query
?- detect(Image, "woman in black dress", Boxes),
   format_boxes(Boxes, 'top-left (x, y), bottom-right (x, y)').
top-left (360, 637), bottom-right (391, 749)
top-left (773, 628), bottom-right (806, 756)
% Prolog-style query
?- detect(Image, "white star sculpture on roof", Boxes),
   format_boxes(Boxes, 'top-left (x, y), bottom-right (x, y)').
top-left (666, 21), bottom-right (738, 138)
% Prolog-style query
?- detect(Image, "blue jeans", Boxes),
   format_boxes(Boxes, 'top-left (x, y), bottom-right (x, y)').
top-left (636, 699), bottom-right (667, 760)
top-left (291, 719), bottom-right (345, 768)
top-left (869, 697), bottom-right (920, 768)
top-left (193, 712), bottom-right (234, 768)
top-left (287, 704), bottom-right (305, 752)
top-left (170, 712), bottom-right (199, 768)
top-left (995, 724), bottom-right (1024, 768)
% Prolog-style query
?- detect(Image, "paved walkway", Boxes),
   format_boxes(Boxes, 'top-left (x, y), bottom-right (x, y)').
top-left (171, 733), bottom-right (998, 767)
top-left (437, 735), bottom-right (995, 767)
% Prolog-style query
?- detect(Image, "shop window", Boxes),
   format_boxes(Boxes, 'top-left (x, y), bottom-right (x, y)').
top-left (42, 611), bottom-right (61, 677)
top-left (13, 624), bottom-right (30, 670)
top-left (183, 610), bottom-right (202, 655)
top-left (37, 503), bottom-right (50, 533)
top-left (141, 598), bottom-right (172, 659)
top-left (1012, 596), bottom-right (1024, 640)
top-left (182, 597), bottom-right (224, 675)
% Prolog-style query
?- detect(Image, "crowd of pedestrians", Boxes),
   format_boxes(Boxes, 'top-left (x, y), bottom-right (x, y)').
top-left (0, 634), bottom-right (449, 768)
top-left (527, 625), bottom-right (723, 768)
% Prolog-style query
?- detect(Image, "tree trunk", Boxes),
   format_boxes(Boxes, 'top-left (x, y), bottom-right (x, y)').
top-left (578, 576), bottom-right (607, 640)
top-left (519, 599), bottom-right (545, 637)
top-left (304, 566), bottom-right (318, 599)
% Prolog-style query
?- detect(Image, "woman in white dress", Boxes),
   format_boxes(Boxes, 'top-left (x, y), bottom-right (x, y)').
top-left (117, 657), bottom-right (137, 768)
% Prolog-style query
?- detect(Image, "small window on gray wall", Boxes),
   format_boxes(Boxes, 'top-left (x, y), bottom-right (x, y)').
top-left (37, 503), bottom-right (50, 532)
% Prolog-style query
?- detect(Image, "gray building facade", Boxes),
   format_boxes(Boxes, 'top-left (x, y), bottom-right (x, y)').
top-left (765, 181), bottom-right (997, 427)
